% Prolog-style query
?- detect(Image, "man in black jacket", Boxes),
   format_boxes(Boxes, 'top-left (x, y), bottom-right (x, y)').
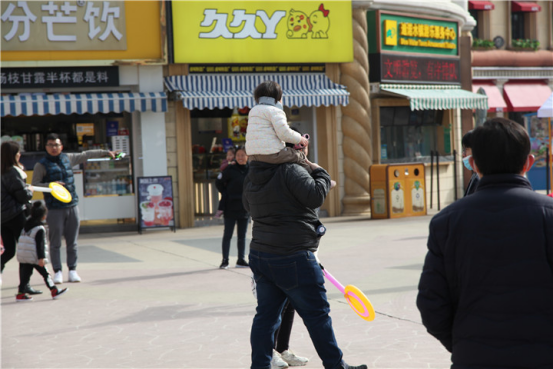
top-left (417, 118), bottom-right (553, 368)
top-left (243, 147), bottom-right (366, 369)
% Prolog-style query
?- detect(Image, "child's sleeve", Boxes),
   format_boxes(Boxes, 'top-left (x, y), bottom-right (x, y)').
top-left (35, 228), bottom-right (46, 259)
top-left (270, 109), bottom-right (301, 144)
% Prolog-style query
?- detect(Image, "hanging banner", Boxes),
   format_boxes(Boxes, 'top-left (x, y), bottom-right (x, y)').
top-left (172, 0), bottom-right (353, 63)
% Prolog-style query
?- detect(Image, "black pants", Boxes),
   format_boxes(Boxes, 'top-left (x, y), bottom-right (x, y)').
top-left (18, 263), bottom-right (55, 293)
top-left (221, 216), bottom-right (248, 260)
top-left (274, 300), bottom-right (295, 353)
top-left (1, 212), bottom-right (26, 272)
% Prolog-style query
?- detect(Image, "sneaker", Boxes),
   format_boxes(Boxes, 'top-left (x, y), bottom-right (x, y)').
top-left (51, 287), bottom-right (68, 299)
top-left (53, 270), bottom-right (63, 284)
top-left (281, 350), bottom-right (309, 366)
top-left (219, 259), bottom-right (229, 269)
top-left (236, 259), bottom-right (249, 268)
top-left (16, 293), bottom-right (33, 302)
top-left (343, 364), bottom-right (368, 369)
top-left (24, 285), bottom-right (43, 295)
top-left (271, 350), bottom-right (289, 369)
top-left (68, 270), bottom-right (81, 283)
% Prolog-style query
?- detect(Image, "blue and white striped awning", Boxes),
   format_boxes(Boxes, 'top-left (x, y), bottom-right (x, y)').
top-left (164, 74), bottom-right (349, 110)
top-left (380, 84), bottom-right (488, 111)
top-left (1, 92), bottom-right (167, 117)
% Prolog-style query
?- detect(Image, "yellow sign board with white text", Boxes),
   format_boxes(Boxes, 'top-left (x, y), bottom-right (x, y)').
top-left (172, 0), bottom-right (353, 63)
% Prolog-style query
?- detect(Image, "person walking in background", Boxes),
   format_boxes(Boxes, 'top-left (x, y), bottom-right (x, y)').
top-left (461, 130), bottom-right (480, 196)
top-left (417, 118), bottom-right (553, 368)
top-left (215, 147), bottom-right (236, 218)
top-left (16, 201), bottom-right (68, 302)
top-left (243, 129), bottom-right (366, 369)
top-left (32, 133), bottom-right (115, 284)
top-left (215, 146), bottom-right (250, 269)
top-left (1, 141), bottom-right (39, 292)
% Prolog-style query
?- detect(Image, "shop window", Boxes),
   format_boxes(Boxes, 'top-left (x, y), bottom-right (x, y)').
top-left (380, 107), bottom-right (445, 163)
top-left (469, 9), bottom-right (480, 39)
top-left (511, 11), bottom-right (526, 40)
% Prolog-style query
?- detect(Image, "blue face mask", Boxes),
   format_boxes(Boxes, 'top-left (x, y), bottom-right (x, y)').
top-left (258, 96), bottom-right (283, 110)
top-left (462, 155), bottom-right (473, 171)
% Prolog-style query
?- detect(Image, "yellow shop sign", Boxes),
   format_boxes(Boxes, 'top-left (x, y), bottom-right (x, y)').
top-left (172, 1), bottom-right (353, 63)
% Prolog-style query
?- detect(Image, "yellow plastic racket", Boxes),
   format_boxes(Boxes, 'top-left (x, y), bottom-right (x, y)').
top-left (33, 183), bottom-right (72, 203)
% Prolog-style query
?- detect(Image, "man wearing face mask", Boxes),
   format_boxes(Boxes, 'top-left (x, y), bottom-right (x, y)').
top-left (461, 130), bottom-right (480, 196)
top-left (417, 118), bottom-right (553, 368)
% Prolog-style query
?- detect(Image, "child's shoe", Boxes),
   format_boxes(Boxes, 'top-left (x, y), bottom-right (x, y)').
top-left (215, 210), bottom-right (224, 218)
top-left (51, 287), bottom-right (68, 300)
top-left (16, 293), bottom-right (33, 302)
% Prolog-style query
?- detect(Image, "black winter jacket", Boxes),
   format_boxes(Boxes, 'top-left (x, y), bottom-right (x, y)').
top-left (243, 161), bottom-right (330, 255)
top-left (1, 167), bottom-right (33, 224)
top-left (417, 174), bottom-right (553, 368)
top-left (215, 163), bottom-right (249, 219)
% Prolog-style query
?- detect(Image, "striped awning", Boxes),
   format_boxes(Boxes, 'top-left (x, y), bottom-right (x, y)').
top-left (1, 92), bottom-right (167, 117)
top-left (164, 74), bottom-right (349, 110)
top-left (380, 84), bottom-right (488, 111)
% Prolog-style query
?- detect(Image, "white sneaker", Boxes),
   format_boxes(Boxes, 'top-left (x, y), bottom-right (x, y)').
top-left (53, 271), bottom-right (63, 284)
top-left (281, 350), bottom-right (309, 366)
top-left (271, 350), bottom-right (289, 369)
top-left (68, 270), bottom-right (81, 283)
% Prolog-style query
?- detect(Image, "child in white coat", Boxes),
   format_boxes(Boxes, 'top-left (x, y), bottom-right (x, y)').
top-left (245, 81), bottom-right (311, 171)
top-left (16, 201), bottom-right (68, 302)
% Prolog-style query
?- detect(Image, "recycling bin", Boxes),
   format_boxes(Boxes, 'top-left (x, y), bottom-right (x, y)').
top-left (369, 163), bottom-right (426, 219)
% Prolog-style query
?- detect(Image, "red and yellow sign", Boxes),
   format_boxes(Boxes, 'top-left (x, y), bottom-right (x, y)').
top-left (172, 1), bottom-right (353, 63)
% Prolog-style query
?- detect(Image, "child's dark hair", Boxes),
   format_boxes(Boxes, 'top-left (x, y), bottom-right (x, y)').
top-left (254, 81), bottom-right (283, 104)
top-left (29, 201), bottom-right (48, 221)
top-left (226, 147), bottom-right (236, 154)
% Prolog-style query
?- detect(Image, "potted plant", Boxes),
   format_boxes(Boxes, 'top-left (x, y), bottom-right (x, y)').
top-left (510, 39), bottom-right (540, 51)
top-left (472, 38), bottom-right (495, 50)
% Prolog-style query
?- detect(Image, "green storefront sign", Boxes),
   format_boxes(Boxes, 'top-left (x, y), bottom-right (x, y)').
top-left (368, 11), bottom-right (459, 56)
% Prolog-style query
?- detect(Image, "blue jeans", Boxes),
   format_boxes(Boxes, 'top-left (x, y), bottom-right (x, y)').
top-left (249, 249), bottom-right (344, 369)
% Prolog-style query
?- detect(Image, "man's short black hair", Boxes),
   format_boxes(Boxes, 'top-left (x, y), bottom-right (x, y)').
top-left (462, 130), bottom-right (473, 149)
top-left (45, 133), bottom-right (60, 143)
top-left (471, 118), bottom-right (530, 175)
top-left (253, 81), bottom-right (283, 104)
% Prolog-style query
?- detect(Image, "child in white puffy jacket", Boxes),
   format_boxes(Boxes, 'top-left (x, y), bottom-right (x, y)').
top-left (16, 201), bottom-right (68, 302)
top-left (245, 81), bottom-right (311, 171)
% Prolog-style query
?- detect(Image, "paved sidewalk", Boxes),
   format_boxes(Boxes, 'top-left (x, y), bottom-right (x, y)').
top-left (1, 215), bottom-right (451, 369)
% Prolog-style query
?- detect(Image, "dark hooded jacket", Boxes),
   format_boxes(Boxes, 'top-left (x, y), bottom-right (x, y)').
top-left (417, 174), bottom-right (553, 368)
top-left (243, 161), bottom-right (330, 255)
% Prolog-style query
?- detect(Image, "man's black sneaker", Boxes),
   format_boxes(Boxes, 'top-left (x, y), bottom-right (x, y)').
top-left (236, 259), bottom-right (249, 268)
top-left (25, 285), bottom-right (43, 295)
top-left (219, 259), bottom-right (229, 269)
top-left (344, 364), bottom-right (368, 369)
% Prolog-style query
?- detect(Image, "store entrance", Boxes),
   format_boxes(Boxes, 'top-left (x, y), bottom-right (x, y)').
top-left (189, 106), bottom-right (317, 226)
top-left (1, 112), bottom-right (136, 231)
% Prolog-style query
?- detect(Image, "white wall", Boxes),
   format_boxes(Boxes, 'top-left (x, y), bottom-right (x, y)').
top-left (120, 65), bottom-right (167, 177)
